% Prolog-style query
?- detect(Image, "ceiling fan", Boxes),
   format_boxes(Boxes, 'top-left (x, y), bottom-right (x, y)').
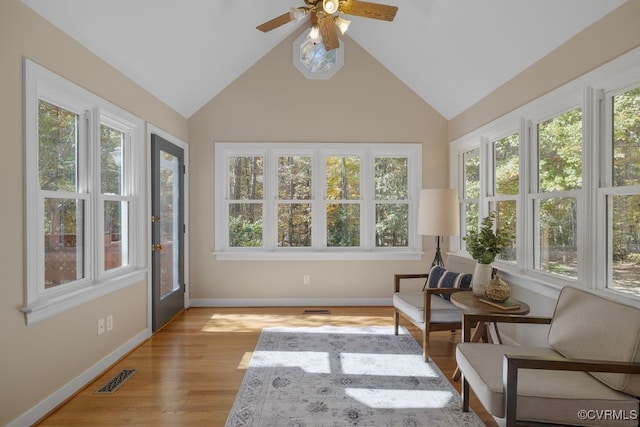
top-left (256, 0), bottom-right (398, 52)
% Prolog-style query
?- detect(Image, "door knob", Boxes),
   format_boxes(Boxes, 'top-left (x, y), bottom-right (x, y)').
top-left (152, 244), bottom-right (163, 251)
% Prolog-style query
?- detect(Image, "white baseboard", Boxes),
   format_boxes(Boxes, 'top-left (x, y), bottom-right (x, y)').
top-left (190, 298), bottom-right (392, 307)
top-left (8, 329), bottom-right (149, 427)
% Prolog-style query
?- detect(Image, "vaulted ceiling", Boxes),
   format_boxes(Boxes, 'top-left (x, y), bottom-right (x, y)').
top-left (21, 0), bottom-right (626, 119)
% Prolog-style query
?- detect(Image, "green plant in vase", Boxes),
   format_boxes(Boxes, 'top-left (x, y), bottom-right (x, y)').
top-left (463, 211), bottom-right (513, 296)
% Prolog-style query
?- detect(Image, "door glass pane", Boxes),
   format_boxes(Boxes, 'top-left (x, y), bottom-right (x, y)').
top-left (229, 203), bottom-right (263, 247)
top-left (160, 151), bottom-right (180, 299)
top-left (612, 87), bottom-right (640, 187)
top-left (44, 198), bottom-right (84, 288)
top-left (537, 197), bottom-right (577, 278)
top-left (494, 133), bottom-right (519, 196)
top-left (327, 204), bottom-right (360, 247)
top-left (104, 200), bottom-right (128, 271)
top-left (278, 203), bottom-right (311, 247)
top-left (610, 194), bottom-right (640, 296)
top-left (38, 100), bottom-right (78, 192)
top-left (375, 204), bottom-right (408, 247)
top-left (374, 157), bottom-right (407, 200)
top-left (100, 125), bottom-right (124, 195)
top-left (538, 108), bottom-right (583, 192)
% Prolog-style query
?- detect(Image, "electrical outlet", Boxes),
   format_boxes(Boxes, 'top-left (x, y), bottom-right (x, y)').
top-left (303, 275), bottom-right (311, 285)
top-left (106, 315), bottom-right (113, 332)
top-left (97, 318), bottom-right (105, 335)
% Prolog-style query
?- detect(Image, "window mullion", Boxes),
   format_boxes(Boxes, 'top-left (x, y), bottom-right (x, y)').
top-left (360, 152), bottom-right (373, 250)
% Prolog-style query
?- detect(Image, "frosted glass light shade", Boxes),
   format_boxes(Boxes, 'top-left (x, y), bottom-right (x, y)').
top-left (417, 188), bottom-right (459, 237)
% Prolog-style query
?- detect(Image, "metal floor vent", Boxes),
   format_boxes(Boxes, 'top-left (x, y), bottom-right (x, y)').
top-left (303, 309), bottom-right (331, 314)
top-left (95, 368), bottom-right (137, 394)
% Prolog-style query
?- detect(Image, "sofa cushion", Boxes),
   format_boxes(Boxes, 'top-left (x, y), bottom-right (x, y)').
top-left (426, 265), bottom-right (472, 300)
top-left (548, 286), bottom-right (640, 396)
top-left (456, 343), bottom-right (639, 426)
top-left (392, 292), bottom-right (463, 326)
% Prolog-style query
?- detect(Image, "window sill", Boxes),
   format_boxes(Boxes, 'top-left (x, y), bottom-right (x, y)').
top-left (213, 251), bottom-right (424, 261)
top-left (21, 269), bottom-right (147, 325)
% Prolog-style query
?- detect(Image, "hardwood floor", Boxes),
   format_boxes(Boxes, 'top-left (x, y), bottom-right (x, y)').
top-left (38, 307), bottom-right (496, 426)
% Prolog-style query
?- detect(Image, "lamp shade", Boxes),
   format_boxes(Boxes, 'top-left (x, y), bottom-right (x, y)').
top-left (417, 188), bottom-right (460, 237)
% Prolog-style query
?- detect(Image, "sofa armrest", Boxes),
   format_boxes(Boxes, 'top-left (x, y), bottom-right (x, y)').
top-left (462, 313), bottom-right (552, 343)
top-left (394, 273), bottom-right (428, 292)
top-left (503, 354), bottom-right (640, 427)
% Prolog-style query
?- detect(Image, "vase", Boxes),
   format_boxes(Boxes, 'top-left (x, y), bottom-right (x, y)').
top-left (485, 275), bottom-right (511, 302)
top-left (472, 262), bottom-right (493, 297)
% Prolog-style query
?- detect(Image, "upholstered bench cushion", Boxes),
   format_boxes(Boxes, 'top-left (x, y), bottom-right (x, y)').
top-left (548, 287), bottom-right (640, 396)
top-left (392, 292), bottom-right (463, 326)
top-left (456, 343), bottom-right (640, 426)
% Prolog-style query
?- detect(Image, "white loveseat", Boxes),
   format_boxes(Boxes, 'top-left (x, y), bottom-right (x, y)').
top-left (456, 286), bottom-right (640, 426)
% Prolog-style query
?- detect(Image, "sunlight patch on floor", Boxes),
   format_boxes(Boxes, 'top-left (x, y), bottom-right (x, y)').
top-left (250, 351), bottom-right (331, 373)
top-left (237, 351), bottom-right (253, 370)
top-left (345, 388), bottom-right (455, 409)
top-left (200, 313), bottom-right (394, 333)
top-left (339, 353), bottom-right (439, 377)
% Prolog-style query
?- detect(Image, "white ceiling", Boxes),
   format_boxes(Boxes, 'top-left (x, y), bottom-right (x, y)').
top-left (21, 0), bottom-right (626, 119)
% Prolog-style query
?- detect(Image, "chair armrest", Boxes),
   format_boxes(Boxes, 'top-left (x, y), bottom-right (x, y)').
top-left (462, 313), bottom-right (552, 343)
top-left (502, 354), bottom-right (640, 427)
top-left (394, 273), bottom-right (428, 292)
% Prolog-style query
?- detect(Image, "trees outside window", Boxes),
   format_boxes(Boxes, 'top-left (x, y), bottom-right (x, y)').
top-left (534, 108), bottom-right (583, 278)
top-left (451, 49), bottom-right (640, 299)
top-left (216, 143), bottom-right (421, 259)
top-left (608, 86), bottom-right (640, 296)
top-left (24, 59), bottom-right (144, 324)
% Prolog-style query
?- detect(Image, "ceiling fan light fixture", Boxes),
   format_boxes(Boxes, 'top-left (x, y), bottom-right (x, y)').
top-left (334, 16), bottom-right (351, 34)
top-left (322, 0), bottom-right (339, 14)
top-left (290, 7), bottom-right (308, 21)
top-left (307, 24), bottom-right (322, 44)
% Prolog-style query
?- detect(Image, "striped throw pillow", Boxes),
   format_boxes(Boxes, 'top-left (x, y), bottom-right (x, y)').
top-left (427, 265), bottom-right (473, 301)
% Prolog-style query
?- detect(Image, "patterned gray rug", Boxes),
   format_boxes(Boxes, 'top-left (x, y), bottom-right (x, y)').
top-left (225, 326), bottom-right (485, 426)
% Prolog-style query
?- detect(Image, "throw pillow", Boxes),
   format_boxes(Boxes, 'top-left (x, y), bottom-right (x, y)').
top-left (426, 265), bottom-right (473, 301)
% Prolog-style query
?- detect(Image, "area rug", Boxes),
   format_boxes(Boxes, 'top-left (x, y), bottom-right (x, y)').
top-left (225, 325), bottom-right (485, 426)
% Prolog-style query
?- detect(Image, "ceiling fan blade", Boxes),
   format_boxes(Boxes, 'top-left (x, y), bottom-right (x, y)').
top-left (256, 11), bottom-right (293, 32)
top-left (339, 0), bottom-right (398, 22)
top-left (318, 15), bottom-right (340, 51)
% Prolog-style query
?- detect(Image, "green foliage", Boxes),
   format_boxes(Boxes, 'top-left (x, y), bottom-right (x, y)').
top-left (463, 212), bottom-right (513, 264)
top-left (229, 216), bottom-right (263, 247)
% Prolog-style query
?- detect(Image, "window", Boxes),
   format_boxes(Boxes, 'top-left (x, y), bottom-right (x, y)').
top-left (604, 85), bottom-right (640, 297)
top-left (215, 143), bottom-right (422, 260)
top-left (532, 107), bottom-right (583, 278)
top-left (23, 59), bottom-right (144, 324)
top-left (450, 47), bottom-right (640, 302)
top-left (461, 147), bottom-right (480, 243)
top-left (293, 29), bottom-right (344, 80)
top-left (488, 132), bottom-right (520, 262)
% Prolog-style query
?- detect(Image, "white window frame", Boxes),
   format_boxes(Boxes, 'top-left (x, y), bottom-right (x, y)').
top-left (22, 59), bottom-right (146, 324)
top-left (214, 142), bottom-right (422, 261)
top-left (484, 123), bottom-right (525, 265)
top-left (450, 47), bottom-right (640, 302)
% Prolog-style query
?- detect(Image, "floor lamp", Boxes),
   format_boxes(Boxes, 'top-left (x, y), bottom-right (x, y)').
top-left (417, 188), bottom-right (460, 270)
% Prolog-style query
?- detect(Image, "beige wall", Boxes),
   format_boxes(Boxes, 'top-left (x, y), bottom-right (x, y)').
top-left (188, 28), bottom-right (449, 303)
top-left (449, 0), bottom-right (640, 140)
top-left (0, 1), bottom-right (187, 424)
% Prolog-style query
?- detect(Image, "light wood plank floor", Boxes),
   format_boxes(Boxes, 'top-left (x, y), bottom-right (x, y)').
top-left (38, 307), bottom-right (496, 426)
